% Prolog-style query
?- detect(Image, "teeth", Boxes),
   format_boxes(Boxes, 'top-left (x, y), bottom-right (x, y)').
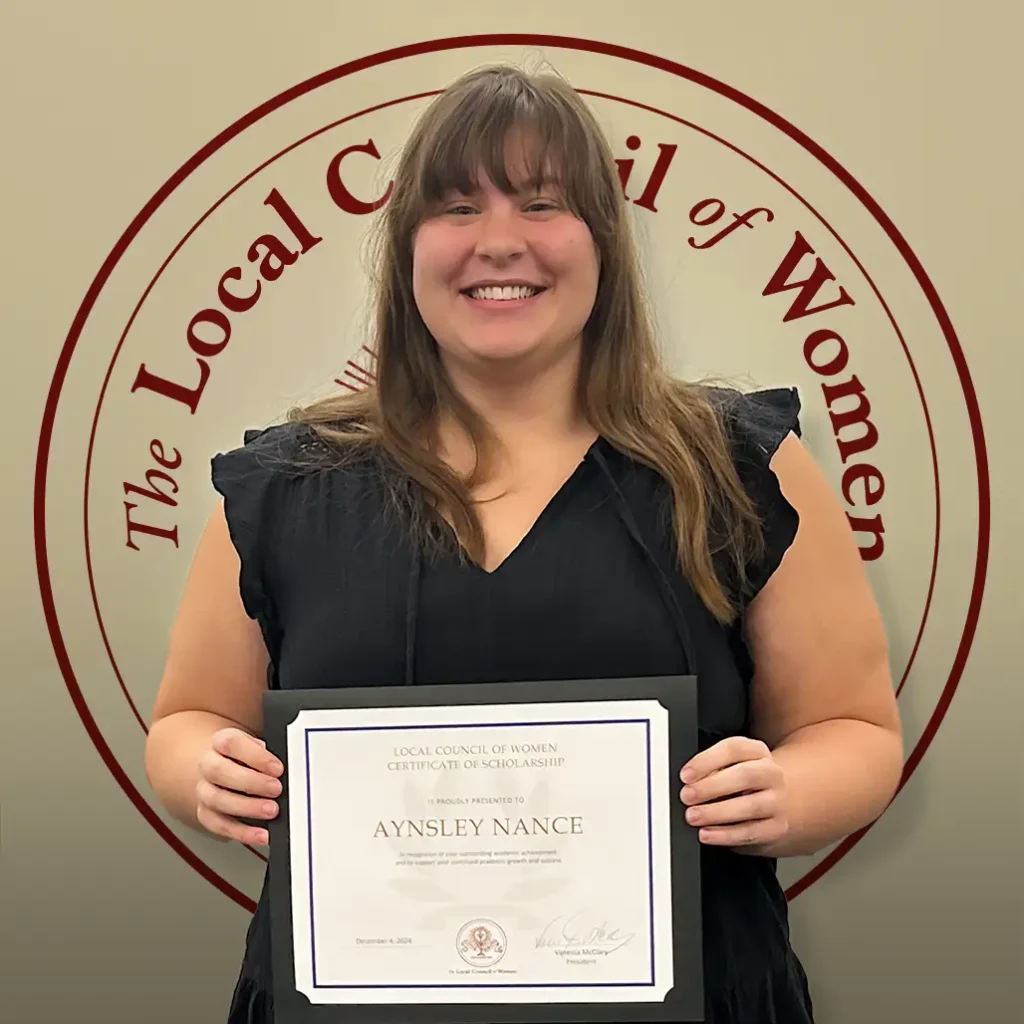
top-left (469, 285), bottom-right (540, 301)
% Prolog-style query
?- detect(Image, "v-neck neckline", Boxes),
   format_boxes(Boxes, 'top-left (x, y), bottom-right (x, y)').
top-left (459, 435), bottom-right (607, 578)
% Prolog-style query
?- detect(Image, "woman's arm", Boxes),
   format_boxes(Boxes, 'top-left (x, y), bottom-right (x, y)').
top-left (741, 432), bottom-right (903, 857)
top-left (144, 501), bottom-right (272, 834)
top-left (678, 432), bottom-right (903, 856)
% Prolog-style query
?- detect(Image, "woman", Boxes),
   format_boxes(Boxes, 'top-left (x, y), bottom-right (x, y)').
top-left (144, 64), bottom-right (903, 1022)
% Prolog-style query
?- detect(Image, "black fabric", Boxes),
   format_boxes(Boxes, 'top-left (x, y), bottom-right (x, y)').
top-left (211, 386), bottom-right (812, 1024)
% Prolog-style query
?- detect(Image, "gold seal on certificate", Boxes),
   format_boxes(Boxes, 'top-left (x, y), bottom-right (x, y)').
top-left (263, 677), bottom-right (703, 1023)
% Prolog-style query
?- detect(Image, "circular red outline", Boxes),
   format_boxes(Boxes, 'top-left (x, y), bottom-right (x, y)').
top-left (34, 34), bottom-right (990, 913)
top-left (85, 84), bottom-right (943, 890)
top-left (87, 88), bottom-right (939, 735)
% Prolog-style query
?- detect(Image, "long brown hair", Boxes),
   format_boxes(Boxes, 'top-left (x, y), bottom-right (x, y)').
top-left (289, 63), bottom-right (763, 623)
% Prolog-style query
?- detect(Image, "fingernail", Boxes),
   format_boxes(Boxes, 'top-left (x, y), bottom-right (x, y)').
top-left (680, 768), bottom-right (696, 784)
top-left (269, 759), bottom-right (284, 775)
top-left (256, 830), bottom-right (269, 845)
top-left (263, 802), bottom-right (278, 817)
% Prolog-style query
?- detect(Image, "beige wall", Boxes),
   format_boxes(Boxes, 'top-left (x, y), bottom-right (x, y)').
top-left (2, 2), bottom-right (1020, 1022)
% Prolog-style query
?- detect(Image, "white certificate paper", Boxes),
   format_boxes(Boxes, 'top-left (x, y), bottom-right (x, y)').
top-left (286, 699), bottom-right (673, 1004)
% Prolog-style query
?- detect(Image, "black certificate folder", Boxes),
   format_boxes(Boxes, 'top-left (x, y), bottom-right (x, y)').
top-left (262, 676), bottom-right (704, 1023)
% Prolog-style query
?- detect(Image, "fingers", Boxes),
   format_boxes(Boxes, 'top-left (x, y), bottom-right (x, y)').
top-left (693, 815), bottom-right (789, 848)
top-left (683, 790), bottom-right (780, 829)
top-left (676, 735), bottom-right (787, 850)
top-left (199, 747), bottom-right (283, 799)
top-left (212, 728), bottom-right (284, 778)
top-left (680, 758), bottom-right (780, 806)
top-left (197, 803), bottom-right (271, 847)
top-left (195, 727), bottom-right (285, 848)
top-left (196, 778), bottom-right (279, 823)
top-left (680, 736), bottom-right (770, 784)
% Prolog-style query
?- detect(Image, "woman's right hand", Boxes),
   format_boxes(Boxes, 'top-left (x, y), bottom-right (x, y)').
top-left (196, 727), bottom-right (284, 846)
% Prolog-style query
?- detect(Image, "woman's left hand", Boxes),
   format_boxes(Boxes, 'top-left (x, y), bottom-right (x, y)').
top-left (679, 736), bottom-right (789, 851)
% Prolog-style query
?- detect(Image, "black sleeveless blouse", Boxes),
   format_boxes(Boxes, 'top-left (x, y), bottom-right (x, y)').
top-left (211, 386), bottom-right (814, 1023)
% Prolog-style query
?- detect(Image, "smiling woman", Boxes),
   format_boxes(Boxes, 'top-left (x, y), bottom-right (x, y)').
top-left (287, 68), bottom-right (769, 610)
top-left (143, 63), bottom-right (902, 1024)
top-left (411, 133), bottom-right (599, 376)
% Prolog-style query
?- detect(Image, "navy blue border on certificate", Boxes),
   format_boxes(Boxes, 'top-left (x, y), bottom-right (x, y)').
top-left (301, 717), bottom-right (657, 991)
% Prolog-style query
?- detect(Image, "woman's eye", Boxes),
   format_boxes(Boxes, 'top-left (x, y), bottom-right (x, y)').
top-left (446, 204), bottom-right (476, 216)
top-left (526, 198), bottom-right (567, 215)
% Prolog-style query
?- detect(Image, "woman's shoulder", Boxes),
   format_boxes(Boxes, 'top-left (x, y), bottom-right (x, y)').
top-left (210, 418), bottom-right (383, 533)
top-left (211, 417), bottom-right (384, 484)
top-left (214, 419), bottom-right (337, 473)
top-left (701, 384), bottom-right (802, 458)
top-left (699, 383), bottom-right (804, 604)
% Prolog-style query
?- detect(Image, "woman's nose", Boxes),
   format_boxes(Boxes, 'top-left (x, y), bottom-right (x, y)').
top-left (474, 208), bottom-right (527, 263)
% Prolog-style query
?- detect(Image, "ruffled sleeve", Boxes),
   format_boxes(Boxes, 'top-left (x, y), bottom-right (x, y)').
top-left (709, 386), bottom-right (803, 607)
top-left (210, 422), bottom-right (309, 658)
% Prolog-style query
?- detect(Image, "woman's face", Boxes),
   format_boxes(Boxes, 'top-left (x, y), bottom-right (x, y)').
top-left (411, 150), bottom-right (600, 373)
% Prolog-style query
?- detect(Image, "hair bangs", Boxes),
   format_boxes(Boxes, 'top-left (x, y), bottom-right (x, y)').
top-left (411, 76), bottom-right (592, 216)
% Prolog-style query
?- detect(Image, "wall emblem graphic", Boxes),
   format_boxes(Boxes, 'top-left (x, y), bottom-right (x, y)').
top-left (35, 34), bottom-right (989, 912)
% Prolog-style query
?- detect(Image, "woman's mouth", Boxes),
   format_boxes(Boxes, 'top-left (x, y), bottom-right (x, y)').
top-left (460, 284), bottom-right (547, 306)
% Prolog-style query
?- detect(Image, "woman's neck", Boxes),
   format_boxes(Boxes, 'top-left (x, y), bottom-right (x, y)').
top-left (436, 343), bottom-right (596, 472)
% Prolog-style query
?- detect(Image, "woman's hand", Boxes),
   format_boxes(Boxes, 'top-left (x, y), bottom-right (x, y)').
top-left (196, 727), bottom-right (284, 846)
top-left (679, 736), bottom-right (788, 852)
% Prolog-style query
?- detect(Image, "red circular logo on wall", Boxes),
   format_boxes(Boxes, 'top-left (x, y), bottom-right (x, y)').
top-left (35, 35), bottom-right (989, 911)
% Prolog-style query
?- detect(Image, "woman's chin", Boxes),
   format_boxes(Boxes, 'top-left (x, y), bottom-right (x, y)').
top-left (438, 331), bottom-right (577, 374)
top-left (459, 338), bottom-right (545, 365)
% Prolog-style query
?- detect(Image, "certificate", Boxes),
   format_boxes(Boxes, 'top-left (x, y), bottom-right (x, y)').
top-left (263, 677), bottom-right (703, 1023)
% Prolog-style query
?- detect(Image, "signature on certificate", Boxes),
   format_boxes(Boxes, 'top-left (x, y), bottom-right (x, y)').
top-left (535, 911), bottom-right (635, 954)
